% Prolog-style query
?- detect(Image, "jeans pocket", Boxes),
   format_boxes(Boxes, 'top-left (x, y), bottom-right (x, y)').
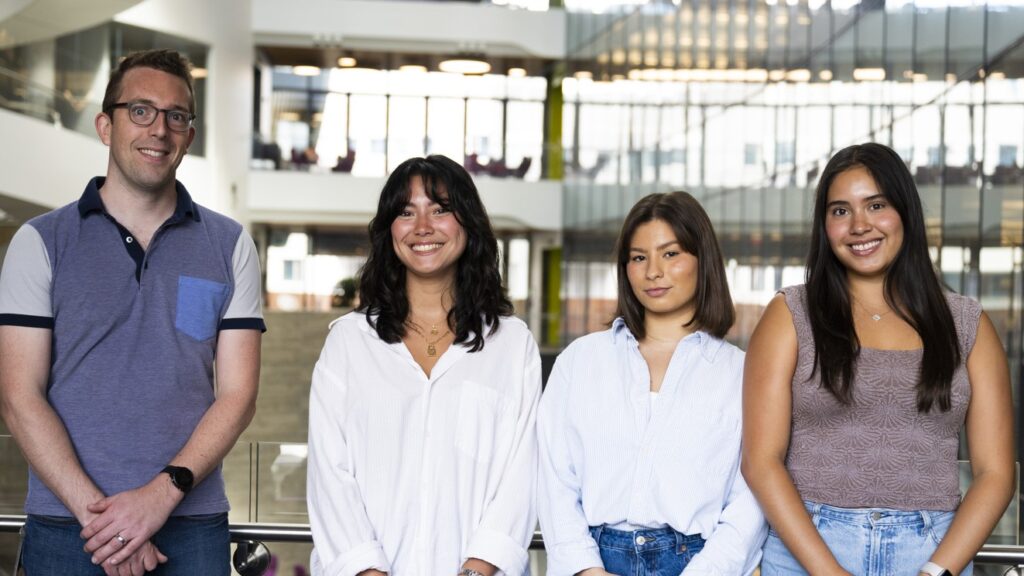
top-left (175, 275), bottom-right (229, 342)
top-left (925, 510), bottom-right (955, 546)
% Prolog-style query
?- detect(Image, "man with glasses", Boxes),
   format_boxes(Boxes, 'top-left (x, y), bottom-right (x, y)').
top-left (0, 49), bottom-right (264, 575)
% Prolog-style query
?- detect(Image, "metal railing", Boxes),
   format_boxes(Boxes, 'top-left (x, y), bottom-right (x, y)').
top-left (1, 515), bottom-right (1022, 576)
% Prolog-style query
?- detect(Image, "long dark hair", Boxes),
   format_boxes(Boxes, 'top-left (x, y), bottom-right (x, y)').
top-left (357, 155), bottom-right (512, 351)
top-left (614, 191), bottom-right (735, 339)
top-left (806, 143), bottom-right (959, 412)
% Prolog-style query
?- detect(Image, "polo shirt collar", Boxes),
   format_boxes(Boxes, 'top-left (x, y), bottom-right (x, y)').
top-left (77, 177), bottom-right (201, 223)
top-left (611, 316), bottom-right (724, 362)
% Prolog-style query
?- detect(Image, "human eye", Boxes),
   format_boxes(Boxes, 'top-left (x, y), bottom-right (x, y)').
top-left (869, 201), bottom-right (887, 211)
top-left (663, 250), bottom-right (679, 258)
top-left (630, 254), bottom-right (646, 263)
top-left (433, 205), bottom-right (451, 215)
top-left (130, 103), bottom-right (153, 118)
top-left (830, 207), bottom-right (848, 217)
top-left (167, 110), bottom-right (188, 124)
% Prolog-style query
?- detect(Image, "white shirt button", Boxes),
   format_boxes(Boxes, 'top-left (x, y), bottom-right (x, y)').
top-left (635, 535), bottom-right (646, 545)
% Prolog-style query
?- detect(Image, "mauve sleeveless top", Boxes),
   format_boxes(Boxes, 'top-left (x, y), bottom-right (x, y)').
top-left (781, 284), bottom-right (981, 511)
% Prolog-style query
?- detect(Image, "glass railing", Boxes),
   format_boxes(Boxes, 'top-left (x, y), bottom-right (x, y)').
top-left (0, 436), bottom-right (1020, 574)
top-left (0, 64), bottom-right (104, 143)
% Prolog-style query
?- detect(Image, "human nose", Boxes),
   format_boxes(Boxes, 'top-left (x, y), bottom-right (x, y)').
top-left (850, 209), bottom-right (871, 234)
top-left (645, 258), bottom-right (663, 280)
top-left (149, 111), bottom-right (169, 137)
top-left (413, 211), bottom-right (433, 235)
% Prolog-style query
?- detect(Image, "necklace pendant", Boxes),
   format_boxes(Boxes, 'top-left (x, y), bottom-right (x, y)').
top-left (871, 314), bottom-right (882, 322)
top-left (430, 324), bottom-right (439, 335)
top-left (427, 343), bottom-right (437, 356)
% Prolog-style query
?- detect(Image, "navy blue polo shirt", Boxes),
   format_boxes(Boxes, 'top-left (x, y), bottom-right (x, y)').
top-left (0, 177), bottom-right (265, 516)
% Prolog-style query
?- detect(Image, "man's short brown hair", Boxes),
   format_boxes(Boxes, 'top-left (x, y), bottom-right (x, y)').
top-left (102, 49), bottom-right (195, 115)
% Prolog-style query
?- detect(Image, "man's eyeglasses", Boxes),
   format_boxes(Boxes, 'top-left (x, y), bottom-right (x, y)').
top-left (108, 101), bottom-right (196, 133)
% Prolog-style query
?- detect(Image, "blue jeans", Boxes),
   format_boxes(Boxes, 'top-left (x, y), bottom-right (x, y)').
top-left (590, 525), bottom-right (706, 576)
top-left (21, 512), bottom-right (230, 575)
top-left (761, 501), bottom-right (971, 576)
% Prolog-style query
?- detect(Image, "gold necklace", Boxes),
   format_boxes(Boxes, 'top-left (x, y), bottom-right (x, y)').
top-left (407, 321), bottom-right (451, 357)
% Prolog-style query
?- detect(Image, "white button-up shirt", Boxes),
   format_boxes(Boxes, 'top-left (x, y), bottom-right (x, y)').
top-left (308, 312), bottom-right (541, 576)
top-left (537, 319), bottom-right (767, 576)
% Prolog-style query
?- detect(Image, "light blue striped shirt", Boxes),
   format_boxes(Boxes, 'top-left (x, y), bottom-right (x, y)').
top-left (537, 318), bottom-right (767, 575)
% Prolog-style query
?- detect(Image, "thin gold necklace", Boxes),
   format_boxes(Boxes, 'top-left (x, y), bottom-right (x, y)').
top-left (407, 321), bottom-right (451, 357)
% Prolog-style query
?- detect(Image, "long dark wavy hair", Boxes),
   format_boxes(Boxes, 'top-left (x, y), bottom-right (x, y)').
top-left (356, 155), bottom-right (512, 352)
top-left (806, 143), bottom-right (960, 412)
top-left (614, 191), bottom-right (735, 339)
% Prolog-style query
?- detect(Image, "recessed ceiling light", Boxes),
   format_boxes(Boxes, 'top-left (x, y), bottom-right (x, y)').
top-left (190, 67), bottom-right (208, 79)
top-left (293, 65), bottom-right (320, 76)
top-left (400, 64), bottom-right (427, 73)
top-left (507, 67), bottom-right (527, 77)
top-left (439, 57), bottom-right (491, 75)
top-left (337, 57), bottom-right (357, 68)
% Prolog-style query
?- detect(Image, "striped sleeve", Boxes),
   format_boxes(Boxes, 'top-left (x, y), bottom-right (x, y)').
top-left (220, 230), bottom-right (266, 332)
top-left (0, 224), bottom-right (53, 329)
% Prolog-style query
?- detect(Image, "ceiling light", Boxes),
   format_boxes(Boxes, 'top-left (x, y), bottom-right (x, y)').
top-left (853, 67), bottom-right (886, 81)
top-left (819, 69), bottom-right (833, 81)
top-left (989, 71), bottom-right (1006, 80)
top-left (190, 67), bottom-right (208, 79)
top-left (292, 65), bottom-right (320, 76)
top-left (507, 67), bottom-right (527, 77)
top-left (573, 70), bottom-right (593, 80)
top-left (337, 56), bottom-right (357, 68)
top-left (439, 57), bottom-right (491, 75)
top-left (400, 64), bottom-right (427, 73)
top-left (787, 69), bottom-right (811, 82)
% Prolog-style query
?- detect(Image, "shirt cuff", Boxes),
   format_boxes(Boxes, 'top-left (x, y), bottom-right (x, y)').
top-left (314, 541), bottom-right (390, 576)
top-left (547, 541), bottom-right (604, 576)
top-left (465, 527), bottom-right (530, 576)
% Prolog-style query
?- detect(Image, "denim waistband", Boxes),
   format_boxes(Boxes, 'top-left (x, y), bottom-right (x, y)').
top-left (804, 500), bottom-right (953, 529)
top-left (589, 525), bottom-right (705, 552)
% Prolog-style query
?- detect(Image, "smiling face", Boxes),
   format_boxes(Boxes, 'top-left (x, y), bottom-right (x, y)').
top-left (825, 165), bottom-right (905, 281)
top-left (626, 218), bottom-right (699, 324)
top-left (390, 175), bottom-right (467, 285)
top-left (96, 67), bottom-right (195, 196)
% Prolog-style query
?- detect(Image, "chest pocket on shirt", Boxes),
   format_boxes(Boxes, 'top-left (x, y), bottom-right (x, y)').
top-left (175, 275), bottom-right (230, 342)
top-left (454, 380), bottom-right (511, 464)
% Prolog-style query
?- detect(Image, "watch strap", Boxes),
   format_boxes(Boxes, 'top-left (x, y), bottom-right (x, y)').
top-left (921, 561), bottom-right (952, 576)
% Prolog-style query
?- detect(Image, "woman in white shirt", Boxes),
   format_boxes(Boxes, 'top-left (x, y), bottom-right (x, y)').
top-left (307, 155), bottom-right (542, 576)
top-left (537, 192), bottom-right (766, 576)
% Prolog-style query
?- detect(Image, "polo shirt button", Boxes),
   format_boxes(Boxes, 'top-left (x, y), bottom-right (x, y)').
top-left (126, 236), bottom-right (133, 243)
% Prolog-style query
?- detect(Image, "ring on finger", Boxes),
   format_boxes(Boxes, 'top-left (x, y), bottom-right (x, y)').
top-left (115, 533), bottom-right (127, 547)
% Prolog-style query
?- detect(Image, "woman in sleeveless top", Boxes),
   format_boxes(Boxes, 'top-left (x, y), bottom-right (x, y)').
top-left (306, 156), bottom-right (541, 576)
top-left (742, 143), bottom-right (1015, 576)
top-left (538, 192), bottom-right (767, 576)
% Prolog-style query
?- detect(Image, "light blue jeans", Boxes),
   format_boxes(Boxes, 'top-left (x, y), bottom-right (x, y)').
top-left (761, 501), bottom-right (971, 576)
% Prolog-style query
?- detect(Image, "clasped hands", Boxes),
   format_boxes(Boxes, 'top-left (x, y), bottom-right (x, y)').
top-left (79, 476), bottom-right (183, 576)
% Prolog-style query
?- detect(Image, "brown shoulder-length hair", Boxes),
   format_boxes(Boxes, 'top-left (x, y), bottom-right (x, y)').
top-left (613, 191), bottom-right (734, 339)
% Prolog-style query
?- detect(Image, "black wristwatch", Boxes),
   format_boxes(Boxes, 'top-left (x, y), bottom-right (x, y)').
top-left (161, 465), bottom-right (194, 495)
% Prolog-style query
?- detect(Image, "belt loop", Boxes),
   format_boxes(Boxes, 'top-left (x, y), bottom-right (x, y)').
top-left (920, 510), bottom-right (933, 531)
top-left (591, 524), bottom-right (605, 544)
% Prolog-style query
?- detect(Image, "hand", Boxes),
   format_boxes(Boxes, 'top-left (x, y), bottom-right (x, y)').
top-left (101, 541), bottom-right (168, 576)
top-left (576, 569), bottom-right (616, 576)
top-left (81, 476), bottom-right (182, 567)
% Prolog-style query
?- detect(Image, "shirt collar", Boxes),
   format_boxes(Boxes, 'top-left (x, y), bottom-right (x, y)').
top-left (611, 316), bottom-right (724, 363)
top-left (77, 177), bottom-right (201, 223)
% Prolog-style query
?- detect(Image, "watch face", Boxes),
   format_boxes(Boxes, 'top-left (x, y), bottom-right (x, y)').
top-left (175, 467), bottom-right (194, 488)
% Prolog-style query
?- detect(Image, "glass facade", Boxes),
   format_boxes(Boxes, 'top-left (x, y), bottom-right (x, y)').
top-left (561, 0), bottom-right (1024, 545)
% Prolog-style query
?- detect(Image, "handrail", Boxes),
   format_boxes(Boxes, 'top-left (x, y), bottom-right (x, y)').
top-left (1, 515), bottom-right (1021, 564)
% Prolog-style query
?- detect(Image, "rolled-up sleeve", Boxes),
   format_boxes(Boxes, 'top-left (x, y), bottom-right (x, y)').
top-left (537, 356), bottom-right (604, 576)
top-left (307, 331), bottom-right (391, 576)
top-left (464, 335), bottom-right (542, 576)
